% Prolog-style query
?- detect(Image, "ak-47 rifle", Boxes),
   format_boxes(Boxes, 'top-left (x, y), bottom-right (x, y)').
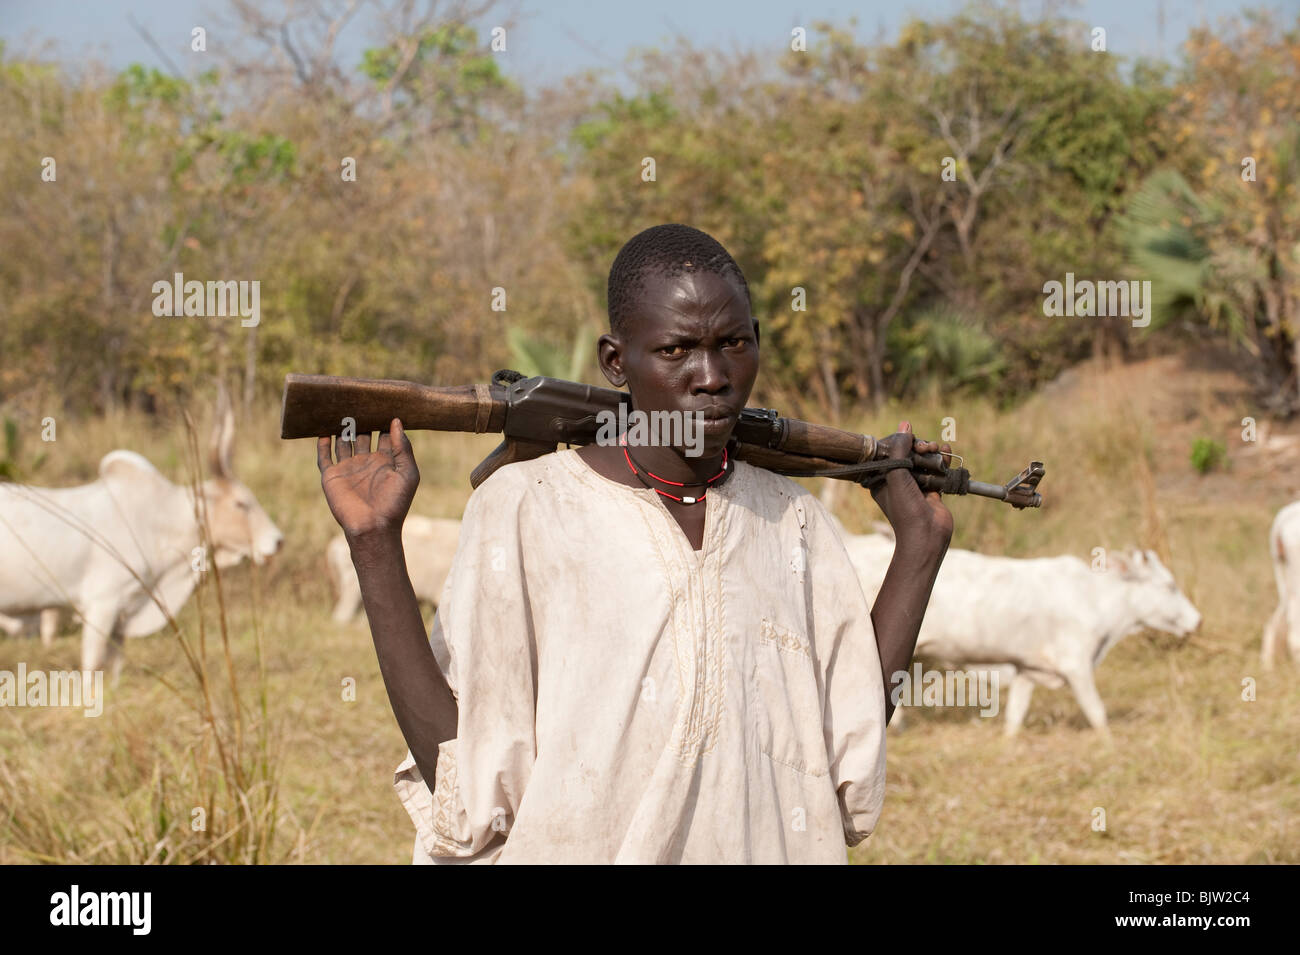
top-left (280, 370), bottom-right (1045, 508)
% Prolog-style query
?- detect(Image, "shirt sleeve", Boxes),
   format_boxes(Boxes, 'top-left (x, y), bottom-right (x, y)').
top-left (392, 469), bottom-right (538, 861)
top-left (802, 493), bottom-right (888, 847)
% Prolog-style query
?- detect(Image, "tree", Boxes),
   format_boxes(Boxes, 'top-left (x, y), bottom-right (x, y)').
top-left (1144, 10), bottom-right (1300, 411)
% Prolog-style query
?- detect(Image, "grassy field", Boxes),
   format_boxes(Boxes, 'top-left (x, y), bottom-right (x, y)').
top-left (1, 347), bottom-right (1297, 863)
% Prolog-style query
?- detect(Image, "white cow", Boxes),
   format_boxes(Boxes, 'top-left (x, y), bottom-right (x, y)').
top-left (1262, 501), bottom-right (1300, 668)
top-left (326, 516), bottom-right (461, 624)
top-left (843, 533), bottom-right (1202, 736)
top-left (0, 394), bottom-right (283, 693)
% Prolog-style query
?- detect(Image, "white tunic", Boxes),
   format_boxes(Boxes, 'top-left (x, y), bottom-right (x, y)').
top-left (393, 448), bottom-right (887, 864)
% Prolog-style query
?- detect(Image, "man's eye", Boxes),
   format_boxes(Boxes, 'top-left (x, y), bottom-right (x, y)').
top-left (725, 338), bottom-right (744, 348)
top-left (660, 345), bottom-right (686, 357)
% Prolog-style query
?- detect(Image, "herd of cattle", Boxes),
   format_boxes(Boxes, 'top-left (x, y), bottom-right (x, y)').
top-left (1, 408), bottom-right (1298, 733)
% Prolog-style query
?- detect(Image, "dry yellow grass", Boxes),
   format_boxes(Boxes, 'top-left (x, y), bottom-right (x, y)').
top-left (1, 349), bottom-right (1297, 863)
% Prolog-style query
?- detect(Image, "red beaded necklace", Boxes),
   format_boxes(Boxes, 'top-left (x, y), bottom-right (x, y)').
top-left (619, 433), bottom-right (729, 505)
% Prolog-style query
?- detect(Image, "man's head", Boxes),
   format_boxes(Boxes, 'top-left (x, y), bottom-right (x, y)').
top-left (599, 224), bottom-right (759, 458)
top-left (607, 224), bottom-right (752, 337)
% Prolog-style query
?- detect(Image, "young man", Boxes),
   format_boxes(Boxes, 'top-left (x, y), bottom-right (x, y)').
top-left (317, 224), bottom-right (953, 864)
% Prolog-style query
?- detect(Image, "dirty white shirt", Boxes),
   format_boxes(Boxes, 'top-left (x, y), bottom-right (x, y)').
top-left (393, 448), bottom-right (887, 864)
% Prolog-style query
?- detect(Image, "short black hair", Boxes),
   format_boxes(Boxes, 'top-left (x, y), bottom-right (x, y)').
top-left (607, 224), bottom-right (751, 335)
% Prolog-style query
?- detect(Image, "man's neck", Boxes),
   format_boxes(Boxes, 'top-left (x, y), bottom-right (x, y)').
top-left (575, 441), bottom-right (730, 492)
top-left (621, 442), bottom-right (727, 487)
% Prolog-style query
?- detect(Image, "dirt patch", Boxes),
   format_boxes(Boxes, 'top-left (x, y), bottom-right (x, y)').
top-left (1040, 345), bottom-right (1300, 500)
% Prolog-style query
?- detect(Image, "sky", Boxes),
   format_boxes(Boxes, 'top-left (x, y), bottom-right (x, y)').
top-left (0, 0), bottom-right (1289, 85)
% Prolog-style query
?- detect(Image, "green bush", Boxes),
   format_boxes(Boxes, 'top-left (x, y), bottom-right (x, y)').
top-left (0, 417), bottom-right (48, 482)
top-left (887, 306), bottom-right (1007, 398)
top-left (1190, 437), bottom-right (1227, 474)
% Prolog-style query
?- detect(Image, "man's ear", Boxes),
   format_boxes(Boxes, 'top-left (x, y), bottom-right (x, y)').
top-left (597, 332), bottom-right (626, 387)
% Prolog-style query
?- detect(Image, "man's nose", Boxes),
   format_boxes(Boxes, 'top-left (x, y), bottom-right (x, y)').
top-left (692, 351), bottom-right (730, 393)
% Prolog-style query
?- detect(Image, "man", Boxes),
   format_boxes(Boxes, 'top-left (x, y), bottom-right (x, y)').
top-left (316, 224), bottom-right (952, 863)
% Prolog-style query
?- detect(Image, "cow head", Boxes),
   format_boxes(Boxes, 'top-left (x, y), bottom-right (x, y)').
top-left (202, 387), bottom-right (284, 567)
top-left (1113, 548), bottom-right (1202, 637)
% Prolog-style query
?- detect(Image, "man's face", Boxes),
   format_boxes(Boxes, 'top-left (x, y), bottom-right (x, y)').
top-left (598, 269), bottom-right (759, 458)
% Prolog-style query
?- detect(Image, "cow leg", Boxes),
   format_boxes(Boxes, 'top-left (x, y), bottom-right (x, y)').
top-left (332, 587), bottom-right (362, 625)
top-left (327, 540), bottom-right (362, 624)
top-left (105, 628), bottom-right (128, 686)
top-left (1063, 665), bottom-right (1111, 739)
top-left (1002, 674), bottom-right (1036, 737)
top-left (79, 604), bottom-right (119, 699)
top-left (888, 700), bottom-right (906, 733)
top-left (1261, 603), bottom-right (1284, 669)
top-left (39, 608), bottom-right (59, 647)
top-left (330, 564), bottom-right (362, 624)
top-left (1285, 586), bottom-right (1300, 664)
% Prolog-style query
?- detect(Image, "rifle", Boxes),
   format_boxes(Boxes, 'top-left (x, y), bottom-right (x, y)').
top-left (280, 370), bottom-right (1045, 508)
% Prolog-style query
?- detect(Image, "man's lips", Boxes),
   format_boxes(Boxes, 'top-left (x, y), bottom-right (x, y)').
top-left (696, 409), bottom-right (738, 432)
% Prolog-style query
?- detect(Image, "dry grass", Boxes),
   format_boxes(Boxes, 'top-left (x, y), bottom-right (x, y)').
top-left (2, 349), bottom-right (1298, 863)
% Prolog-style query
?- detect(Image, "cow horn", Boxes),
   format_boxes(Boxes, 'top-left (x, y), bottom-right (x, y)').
top-left (209, 383), bottom-right (236, 478)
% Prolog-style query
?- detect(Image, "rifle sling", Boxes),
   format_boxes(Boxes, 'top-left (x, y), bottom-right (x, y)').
top-left (764, 456), bottom-right (972, 495)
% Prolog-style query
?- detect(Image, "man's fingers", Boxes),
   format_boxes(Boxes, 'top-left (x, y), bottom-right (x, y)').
top-left (884, 427), bottom-right (914, 459)
top-left (336, 432), bottom-right (354, 460)
top-left (376, 428), bottom-right (392, 453)
top-left (317, 436), bottom-right (333, 474)
top-left (391, 419), bottom-right (418, 474)
top-left (354, 431), bottom-right (374, 455)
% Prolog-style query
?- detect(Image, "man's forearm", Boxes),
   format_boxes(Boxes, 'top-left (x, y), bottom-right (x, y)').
top-left (349, 529), bottom-right (458, 785)
top-left (870, 539), bottom-right (948, 724)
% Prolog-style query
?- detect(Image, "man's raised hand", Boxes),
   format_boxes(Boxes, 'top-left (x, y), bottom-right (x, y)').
top-left (317, 418), bottom-right (420, 542)
top-left (869, 420), bottom-right (954, 556)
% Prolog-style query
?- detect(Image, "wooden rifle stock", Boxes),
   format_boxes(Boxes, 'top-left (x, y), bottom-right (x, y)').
top-left (280, 374), bottom-right (509, 438)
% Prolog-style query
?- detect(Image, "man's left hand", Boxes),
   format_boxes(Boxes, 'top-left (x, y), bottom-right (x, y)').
top-left (870, 421), bottom-right (955, 558)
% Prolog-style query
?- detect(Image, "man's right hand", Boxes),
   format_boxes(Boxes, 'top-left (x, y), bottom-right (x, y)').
top-left (317, 417), bottom-right (420, 541)
top-left (317, 418), bottom-right (453, 791)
